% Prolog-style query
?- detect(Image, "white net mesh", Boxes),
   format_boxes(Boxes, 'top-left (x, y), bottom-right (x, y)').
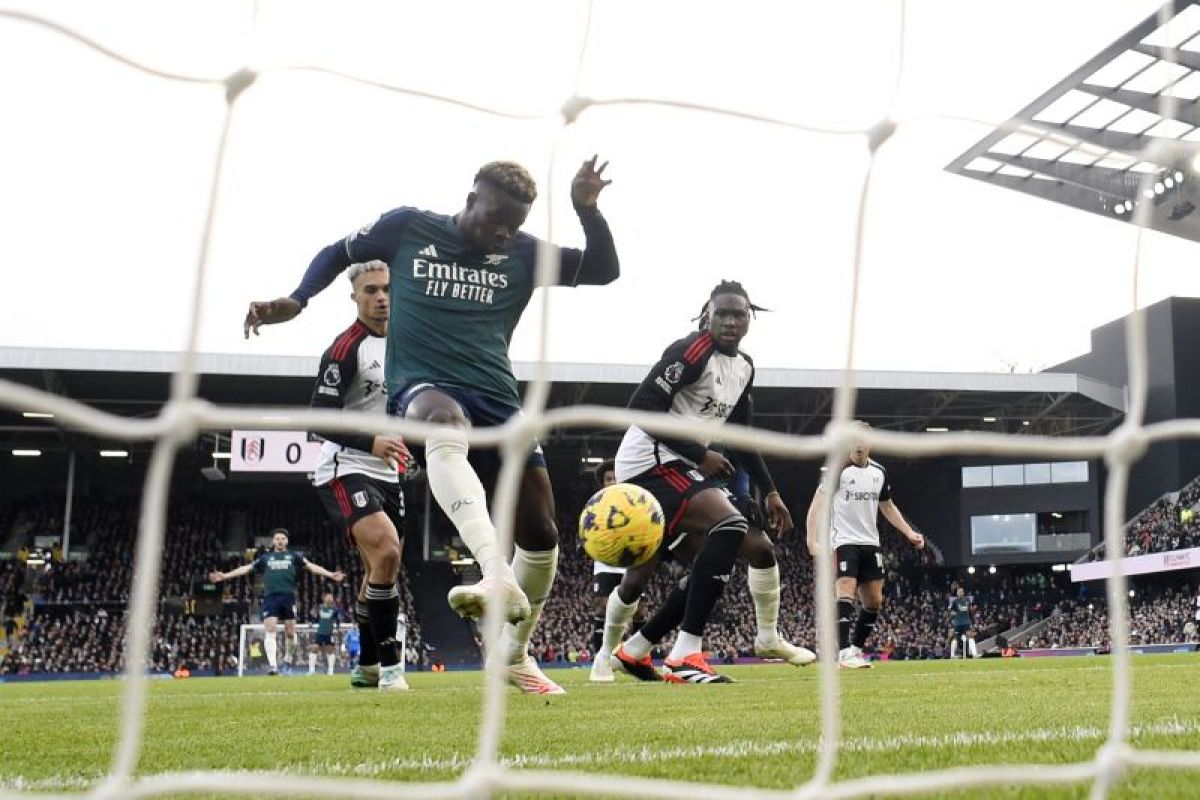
top-left (2, 1), bottom-right (1200, 798)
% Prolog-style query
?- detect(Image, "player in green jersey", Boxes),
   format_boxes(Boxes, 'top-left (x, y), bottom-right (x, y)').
top-left (309, 592), bottom-right (340, 675)
top-left (244, 157), bottom-right (617, 694)
top-left (210, 529), bottom-right (344, 675)
top-left (949, 587), bottom-right (976, 659)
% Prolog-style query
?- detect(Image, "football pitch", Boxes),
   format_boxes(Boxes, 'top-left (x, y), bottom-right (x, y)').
top-left (2, 655), bottom-right (1199, 799)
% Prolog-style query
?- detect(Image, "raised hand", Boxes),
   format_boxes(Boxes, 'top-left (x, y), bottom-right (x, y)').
top-left (570, 154), bottom-right (612, 208)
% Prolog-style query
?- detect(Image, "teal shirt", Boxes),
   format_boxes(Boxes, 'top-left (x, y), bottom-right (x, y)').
top-left (332, 206), bottom-right (617, 407)
top-left (253, 550), bottom-right (307, 596)
top-left (951, 597), bottom-right (972, 627)
top-left (316, 604), bottom-right (338, 636)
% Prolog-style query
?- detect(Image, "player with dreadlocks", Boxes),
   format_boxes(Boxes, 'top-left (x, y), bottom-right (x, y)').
top-left (602, 281), bottom-right (811, 683)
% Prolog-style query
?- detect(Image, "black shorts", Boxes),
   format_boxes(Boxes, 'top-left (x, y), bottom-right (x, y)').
top-left (315, 633), bottom-right (334, 647)
top-left (953, 623), bottom-right (970, 637)
top-left (835, 544), bottom-right (885, 582)
top-left (261, 592), bottom-right (297, 622)
top-left (625, 461), bottom-right (729, 550)
top-left (593, 571), bottom-right (623, 598)
top-left (317, 473), bottom-right (405, 545)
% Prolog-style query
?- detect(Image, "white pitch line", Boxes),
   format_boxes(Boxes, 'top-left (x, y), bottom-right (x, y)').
top-left (4, 717), bottom-right (1198, 790)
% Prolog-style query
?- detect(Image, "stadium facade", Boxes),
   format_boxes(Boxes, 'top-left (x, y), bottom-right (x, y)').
top-left (3, 296), bottom-right (1200, 568)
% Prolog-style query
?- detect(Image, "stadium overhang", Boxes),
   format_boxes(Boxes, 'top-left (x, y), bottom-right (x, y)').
top-left (948, 0), bottom-right (1200, 243)
top-left (0, 347), bottom-right (1126, 454)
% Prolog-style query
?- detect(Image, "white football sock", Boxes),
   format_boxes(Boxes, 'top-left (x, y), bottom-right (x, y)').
top-left (669, 631), bottom-right (703, 662)
top-left (748, 565), bottom-right (781, 640)
top-left (327, 653), bottom-right (336, 674)
top-left (968, 638), bottom-right (977, 658)
top-left (308, 652), bottom-right (317, 673)
top-left (950, 638), bottom-right (959, 659)
top-left (425, 428), bottom-right (503, 577)
top-left (503, 546), bottom-right (558, 663)
top-left (601, 590), bottom-right (639, 657)
top-left (264, 635), bottom-right (277, 669)
top-left (622, 631), bottom-right (652, 661)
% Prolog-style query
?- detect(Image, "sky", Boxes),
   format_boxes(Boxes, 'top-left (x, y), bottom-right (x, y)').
top-left (2, 0), bottom-right (1198, 377)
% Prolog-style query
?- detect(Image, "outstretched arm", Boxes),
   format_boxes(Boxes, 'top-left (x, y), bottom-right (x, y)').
top-left (880, 499), bottom-right (924, 549)
top-left (304, 560), bottom-right (345, 583)
top-left (209, 562), bottom-right (254, 583)
top-left (244, 208), bottom-right (414, 338)
top-left (243, 244), bottom-right (351, 338)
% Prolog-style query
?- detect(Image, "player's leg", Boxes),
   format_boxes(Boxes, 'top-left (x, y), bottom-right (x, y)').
top-left (325, 643), bottom-right (336, 674)
top-left (308, 641), bottom-right (319, 674)
top-left (262, 614), bottom-right (279, 674)
top-left (589, 570), bottom-right (623, 683)
top-left (852, 577), bottom-right (885, 656)
top-left (607, 553), bottom-right (664, 681)
top-left (590, 573), bottom-right (618, 655)
top-left (949, 630), bottom-right (959, 660)
top-left (742, 529), bottom-right (815, 666)
top-left (835, 550), bottom-right (870, 668)
top-left (496, 464), bottom-right (564, 695)
top-left (352, 559), bottom-right (381, 686)
top-left (349, 482), bottom-right (408, 692)
top-left (316, 477), bottom-right (383, 687)
top-left (403, 388), bottom-right (528, 623)
top-left (283, 615), bottom-right (299, 667)
top-left (661, 489), bottom-right (747, 683)
top-left (967, 630), bottom-right (978, 659)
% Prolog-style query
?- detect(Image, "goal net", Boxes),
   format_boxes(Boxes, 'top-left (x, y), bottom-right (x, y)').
top-left (1, 1), bottom-right (1200, 799)
top-left (236, 619), bottom-right (406, 677)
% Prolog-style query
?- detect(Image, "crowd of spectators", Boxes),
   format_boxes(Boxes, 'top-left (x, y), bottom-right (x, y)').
top-left (5, 483), bottom-right (1200, 676)
top-left (1087, 474), bottom-right (1200, 562)
top-left (1033, 578), bottom-right (1198, 650)
top-left (0, 493), bottom-right (423, 676)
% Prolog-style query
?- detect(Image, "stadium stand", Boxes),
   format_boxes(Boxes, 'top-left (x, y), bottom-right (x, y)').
top-left (4, 466), bottom-right (1200, 677)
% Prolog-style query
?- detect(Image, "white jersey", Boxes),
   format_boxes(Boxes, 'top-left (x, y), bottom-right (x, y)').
top-left (310, 321), bottom-right (398, 486)
top-left (822, 459), bottom-right (891, 549)
top-left (615, 331), bottom-right (754, 481)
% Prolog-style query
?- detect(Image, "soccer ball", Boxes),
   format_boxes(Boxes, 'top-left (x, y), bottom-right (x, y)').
top-left (579, 483), bottom-right (665, 568)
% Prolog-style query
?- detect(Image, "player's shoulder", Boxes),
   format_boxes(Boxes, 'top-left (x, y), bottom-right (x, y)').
top-left (867, 457), bottom-right (887, 475)
top-left (350, 205), bottom-right (433, 242)
top-left (661, 331), bottom-right (717, 364)
top-left (321, 319), bottom-right (371, 362)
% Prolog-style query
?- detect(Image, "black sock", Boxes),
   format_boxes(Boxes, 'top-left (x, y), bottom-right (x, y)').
top-left (852, 607), bottom-right (879, 650)
top-left (591, 614), bottom-right (604, 653)
top-left (354, 600), bottom-right (379, 667)
top-left (629, 615), bottom-right (645, 637)
top-left (365, 582), bottom-right (401, 667)
top-left (638, 577), bottom-right (689, 644)
top-left (679, 515), bottom-right (747, 636)
top-left (837, 598), bottom-right (856, 651)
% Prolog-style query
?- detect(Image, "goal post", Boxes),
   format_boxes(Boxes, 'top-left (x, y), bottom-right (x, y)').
top-left (236, 616), bottom-right (407, 677)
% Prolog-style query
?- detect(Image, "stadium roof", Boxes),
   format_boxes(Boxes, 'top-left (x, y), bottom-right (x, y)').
top-left (948, 0), bottom-right (1200, 243)
top-left (0, 347), bottom-right (1126, 455)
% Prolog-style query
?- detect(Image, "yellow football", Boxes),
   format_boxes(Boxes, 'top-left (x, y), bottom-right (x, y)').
top-left (579, 483), bottom-right (665, 568)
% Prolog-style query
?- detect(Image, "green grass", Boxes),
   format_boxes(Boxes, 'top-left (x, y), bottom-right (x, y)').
top-left (2, 656), bottom-right (1200, 798)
